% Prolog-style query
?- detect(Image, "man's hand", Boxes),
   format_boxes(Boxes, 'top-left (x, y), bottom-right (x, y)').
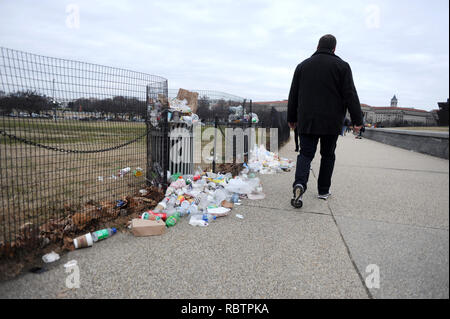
top-left (353, 125), bottom-right (363, 133)
top-left (288, 122), bottom-right (297, 129)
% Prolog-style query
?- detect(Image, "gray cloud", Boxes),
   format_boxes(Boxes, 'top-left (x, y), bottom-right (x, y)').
top-left (0, 0), bottom-right (448, 110)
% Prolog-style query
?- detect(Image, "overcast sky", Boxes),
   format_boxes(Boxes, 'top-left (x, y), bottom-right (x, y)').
top-left (0, 0), bottom-right (448, 110)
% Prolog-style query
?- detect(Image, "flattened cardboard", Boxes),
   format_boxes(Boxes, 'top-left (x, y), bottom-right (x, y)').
top-left (131, 218), bottom-right (166, 237)
top-left (176, 88), bottom-right (199, 113)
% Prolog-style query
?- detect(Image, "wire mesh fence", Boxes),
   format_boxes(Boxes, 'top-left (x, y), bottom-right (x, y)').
top-left (0, 47), bottom-right (168, 250)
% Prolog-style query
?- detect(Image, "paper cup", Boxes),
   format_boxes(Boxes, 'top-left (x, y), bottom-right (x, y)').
top-left (73, 233), bottom-right (93, 249)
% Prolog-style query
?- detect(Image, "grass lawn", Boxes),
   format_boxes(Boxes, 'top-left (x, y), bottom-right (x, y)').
top-left (0, 117), bottom-right (148, 243)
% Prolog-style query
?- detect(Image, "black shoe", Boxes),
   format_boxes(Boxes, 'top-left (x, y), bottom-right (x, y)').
top-left (291, 184), bottom-right (305, 208)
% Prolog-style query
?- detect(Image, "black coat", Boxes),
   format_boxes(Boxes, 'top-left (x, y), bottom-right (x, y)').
top-left (287, 49), bottom-right (363, 135)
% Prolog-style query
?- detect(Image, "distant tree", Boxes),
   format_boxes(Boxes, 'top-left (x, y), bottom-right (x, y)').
top-left (212, 99), bottom-right (229, 122)
top-left (0, 90), bottom-right (50, 115)
top-left (0, 95), bottom-right (13, 115)
top-left (196, 95), bottom-right (213, 121)
top-left (71, 98), bottom-right (94, 112)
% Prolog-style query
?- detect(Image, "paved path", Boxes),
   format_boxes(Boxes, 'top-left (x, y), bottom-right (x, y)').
top-left (0, 133), bottom-right (448, 298)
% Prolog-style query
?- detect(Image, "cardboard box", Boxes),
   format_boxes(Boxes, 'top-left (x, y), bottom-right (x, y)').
top-left (176, 88), bottom-right (199, 114)
top-left (131, 218), bottom-right (166, 237)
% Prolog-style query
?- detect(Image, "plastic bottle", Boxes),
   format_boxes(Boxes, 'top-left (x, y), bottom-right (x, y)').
top-left (189, 214), bottom-right (208, 227)
top-left (91, 228), bottom-right (117, 242)
top-left (141, 212), bottom-right (161, 221)
top-left (231, 193), bottom-right (240, 203)
top-left (166, 212), bottom-right (180, 227)
top-left (167, 195), bottom-right (177, 208)
top-left (148, 211), bottom-right (167, 221)
top-left (119, 167), bottom-right (131, 177)
top-left (133, 167), bottom-right (144, 177)
top-left (214, 188), bottom-right (227, 205)
top-left (202, 214), bottom-right (217, 223)
top-left (179, 200), bottom-right (190, 216)
top-left (153, 197), bottom-right (169, 213)
top-left (176, 195), bottom-right (185, 205)
top-left (189, 203), bottom-right (199, 216)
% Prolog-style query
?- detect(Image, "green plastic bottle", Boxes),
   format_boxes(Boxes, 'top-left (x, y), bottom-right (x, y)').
top-left (166, 212), bottom-right (180, 227)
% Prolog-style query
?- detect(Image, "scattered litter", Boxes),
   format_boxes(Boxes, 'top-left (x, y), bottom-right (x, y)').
top-left (42, 251), bottom-right (60, 263)
top-left (91, 228), bottom-right (116, 242)
top-left (31, 145), bottom-right (292, 259)
top-left (247, 144), bottom-right (295, 175)
top-left (165, 213), bottom-right (180, 227)
top-left (118, 167), bottom-right (131, 177)
top-left (133, 168), bottom-right (144, 177)
top-left (64, 260), bottom-right (77, 269)
top-left (207, 206), bottom-right (231, 217)
top-left (116, 200), bottom-right (128, 208)
top-left (131, 218), bottom-right (166, 236)
top-left (189, 216), bottom-right (208, 227)
top-left (140, 211), bottom-right (161, 221)
top-left (73, 233), bottom-right (93, 249)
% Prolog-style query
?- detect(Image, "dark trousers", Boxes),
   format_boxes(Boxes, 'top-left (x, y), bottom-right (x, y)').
top-left (293, 134), bottom-right (339, 195)
top-left (294, 127), bottom-right (300, 151)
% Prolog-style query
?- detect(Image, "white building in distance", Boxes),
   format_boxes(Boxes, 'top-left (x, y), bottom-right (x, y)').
top-left (361, 95), bottom-right (437, 126)
top-left (254, 95), bottom-right (438, 126)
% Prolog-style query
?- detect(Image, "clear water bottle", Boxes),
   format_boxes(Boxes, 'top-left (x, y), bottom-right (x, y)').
top-left (153, 197), bottom-right (169, 213)
top-left (202, 214), bottom-right (217, 223)
top-left (178, 200), bottom-right (191, 217)
top-left (189, 203), bottom-right (199, 216)
top-left (91, 228), bottom-right (117, 242)
top-left (167, 195), bottom-right (176, 207)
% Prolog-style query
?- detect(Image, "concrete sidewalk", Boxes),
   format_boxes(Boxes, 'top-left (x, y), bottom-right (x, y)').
top-left (0, 133), bottom-right (448, 298)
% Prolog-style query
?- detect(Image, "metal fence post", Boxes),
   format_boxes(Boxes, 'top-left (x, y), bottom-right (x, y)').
top-left (146, 85), bottom-right (151, 186)
top-left (212, 116), bottom-right (218, 173)
top-left (163, 110), bottom-right (170, 190)
top-left (249, 99), bottom-right (252, 158)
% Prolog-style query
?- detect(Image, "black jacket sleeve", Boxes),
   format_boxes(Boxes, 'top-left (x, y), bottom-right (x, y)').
top-left (342, 63), bottom-right (363, 126)
top-left (287, 64), bottom-right (301, 123)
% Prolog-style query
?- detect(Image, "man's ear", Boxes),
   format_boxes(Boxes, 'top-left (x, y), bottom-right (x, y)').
top-left (332, 48), bottom-right (336, 53)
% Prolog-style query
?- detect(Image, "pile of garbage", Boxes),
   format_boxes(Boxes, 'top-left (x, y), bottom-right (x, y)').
top-left (127, 167), bottom-right (264, 235)
top-left (126, 144), bottom-right (294, 235)
top-left (246, 144), bottom-right (294, 174)
top-left (228, 105), bottom-right (259, 123)
top-left (148, 88), bottom-right (200, 127)
top-left (167, 88), bottom-right (200, 126)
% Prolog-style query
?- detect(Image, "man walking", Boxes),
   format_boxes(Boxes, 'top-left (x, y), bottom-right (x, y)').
top-left (287, 34), bottom-right (363, 208)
